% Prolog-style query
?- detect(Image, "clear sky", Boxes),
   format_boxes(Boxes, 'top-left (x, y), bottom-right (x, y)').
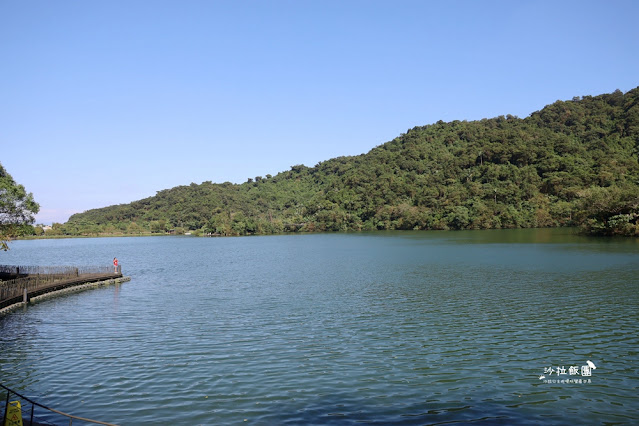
top-left (2, 0), bottom-right (638, 225)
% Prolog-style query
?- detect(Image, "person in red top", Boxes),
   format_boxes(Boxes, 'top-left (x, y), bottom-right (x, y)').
top-left (113, 257), bottom-right (119, 273)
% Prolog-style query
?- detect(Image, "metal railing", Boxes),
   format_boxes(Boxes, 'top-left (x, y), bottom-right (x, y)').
top-left (0, 265), bottom-right (113, 276)
top-left (0, 264), bottom-right (121, 309)
top-left (2, 383), bottom-right (118, 425)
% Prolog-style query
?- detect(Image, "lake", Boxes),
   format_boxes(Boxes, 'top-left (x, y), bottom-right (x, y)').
top-left (1, 229), bottom-right (638, 425)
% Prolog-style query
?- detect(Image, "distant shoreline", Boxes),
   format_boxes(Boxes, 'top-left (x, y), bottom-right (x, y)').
top-left (15, 226), bottom-right (628, 242)
top-left (15, 226), bottom-right (639, 243)
top-left (17, 232), bottom-right (171, 241)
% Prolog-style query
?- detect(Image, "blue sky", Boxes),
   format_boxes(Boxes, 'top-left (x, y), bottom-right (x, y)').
top-left (2, 0), bottom-right (638, 224)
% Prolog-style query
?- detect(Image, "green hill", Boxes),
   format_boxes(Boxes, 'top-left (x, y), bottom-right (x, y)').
top-left (62, 87), bottom-right (639, 237)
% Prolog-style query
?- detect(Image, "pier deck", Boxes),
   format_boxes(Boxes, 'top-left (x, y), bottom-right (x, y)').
top-left (0, 266), bottom-right (128, 313)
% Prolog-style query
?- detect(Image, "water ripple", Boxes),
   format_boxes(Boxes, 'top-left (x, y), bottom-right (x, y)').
top-left (0, 230), bottom-right (638, 424)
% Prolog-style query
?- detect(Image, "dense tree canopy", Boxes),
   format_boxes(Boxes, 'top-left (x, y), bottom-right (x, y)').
top-left (61, 87), bottom-right (639, 237)
top-left (1, 162), bottom-right (40, 250)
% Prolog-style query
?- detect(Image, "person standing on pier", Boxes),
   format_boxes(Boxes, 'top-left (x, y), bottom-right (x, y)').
top-left (113, 257), bottom-right (119, 273)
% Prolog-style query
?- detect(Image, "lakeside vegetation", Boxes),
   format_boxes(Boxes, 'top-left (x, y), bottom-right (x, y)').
top-left (1, 163), bottom-right (40, 250)
top-left (39, 88), bottom-right (639, 238)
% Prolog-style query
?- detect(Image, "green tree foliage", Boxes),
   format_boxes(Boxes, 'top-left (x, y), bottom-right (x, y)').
top-left (0, 162), bottom-right (40, 250)
top-left (576, 185), bottom-right (639, 236)
top-left (63, 88), bottom-right (639, 237)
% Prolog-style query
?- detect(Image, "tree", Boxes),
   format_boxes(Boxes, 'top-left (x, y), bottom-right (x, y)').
top-left (1, 162), bottom-right (40, 250)
top-left (127, 222), bottom-right (142, 234)
top-left (576, 185), bottom-right (639, 236)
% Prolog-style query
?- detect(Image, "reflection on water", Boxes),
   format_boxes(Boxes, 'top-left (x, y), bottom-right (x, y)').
top-left (0, 229), bottom-right (638, 424)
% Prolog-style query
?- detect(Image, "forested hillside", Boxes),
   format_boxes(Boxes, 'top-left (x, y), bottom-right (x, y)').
top-left (60, 87), bottom-right (639, 237)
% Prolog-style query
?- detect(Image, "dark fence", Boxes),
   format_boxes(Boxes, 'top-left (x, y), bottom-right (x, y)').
top-left (0, 265), bottom-right (113, 276)
top-left (0, 264), bottom-right (120, 309)
top-left (2, 383), bottom-right (118, 425)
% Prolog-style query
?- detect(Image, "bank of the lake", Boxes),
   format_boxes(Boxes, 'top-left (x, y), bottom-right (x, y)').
top-left (17, 232), bottom-right (170, 240)
top-left (1, 229), bottom-right (638, 425)
top-left (18, 224), bottom-right (639, 244)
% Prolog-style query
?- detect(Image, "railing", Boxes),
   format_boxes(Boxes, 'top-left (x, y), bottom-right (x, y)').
top-left (0, 264), bottom-right (121, 309)
top-left (0, 265), bottom-right (113, 276)
top-left (2, 383), bottom-right (118, 425)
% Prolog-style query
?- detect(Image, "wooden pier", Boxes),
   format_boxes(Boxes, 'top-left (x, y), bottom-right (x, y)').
top-left (0, 265), bottom-right (130, 314)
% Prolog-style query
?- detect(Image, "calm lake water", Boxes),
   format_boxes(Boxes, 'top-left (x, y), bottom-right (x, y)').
top-left (1, 229), bottom-right (638, 425)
